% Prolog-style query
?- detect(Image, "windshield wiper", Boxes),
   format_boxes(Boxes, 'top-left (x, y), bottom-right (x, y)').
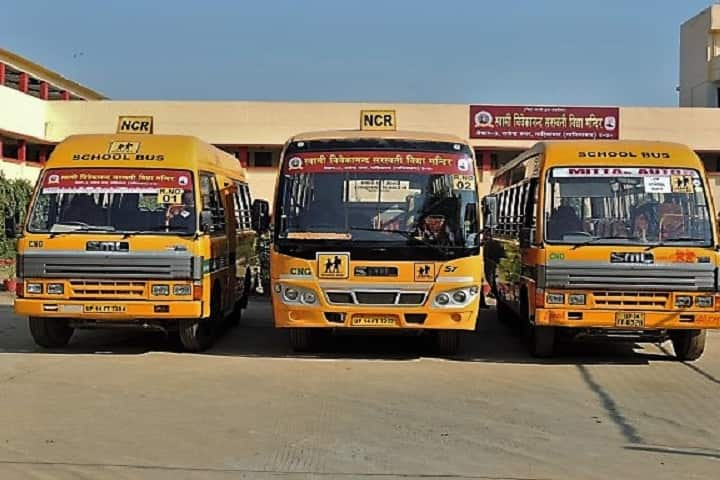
top-left (645, 237), bottom-right (708, 251)
top-left (49, 222), bottom-right (116, 237)
top-left (570, 235), bottom-right (642, 250)
top-left (349, 226), bottom-right (465, 256)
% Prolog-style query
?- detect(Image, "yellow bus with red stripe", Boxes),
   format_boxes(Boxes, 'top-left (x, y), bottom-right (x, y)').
top-left (270, 130), bottom-right (482, 354)
top-left (483, 140), bottom-right (720, 360)
top-left (15, 133), bottom-right (261, 351)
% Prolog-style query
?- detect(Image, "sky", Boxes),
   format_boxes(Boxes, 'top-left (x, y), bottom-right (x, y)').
top-left (0, 0), bottom-right (715, 106)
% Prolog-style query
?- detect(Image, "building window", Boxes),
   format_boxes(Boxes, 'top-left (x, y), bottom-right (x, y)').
top-left (253, 151), bottom-right (273, 167)
top-left (1, 138), bottom-right (19, 159)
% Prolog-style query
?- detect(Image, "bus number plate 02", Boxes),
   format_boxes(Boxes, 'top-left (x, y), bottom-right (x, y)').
top-left (351, 315), bottom-right (397, 327)
top-left (615, 312), bottom-right (645, 328)
top-left (83, 304), bottom-right (127, 314)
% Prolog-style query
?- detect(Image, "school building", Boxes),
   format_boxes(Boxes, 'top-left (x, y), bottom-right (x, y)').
top-left (4, 5), bottom-right (720, 207)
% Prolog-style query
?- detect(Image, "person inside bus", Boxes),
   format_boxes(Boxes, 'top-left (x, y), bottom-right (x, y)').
top-left (658, 194), bottom-right (685, 240)
top-left (167, 191), bottom-right (196, 232)
top-left (633, 212), bottom-right (650, 242)
top-left (62, 194), bottom-right (104, 226)
top-left (546, 205), bottom-right (583, 240)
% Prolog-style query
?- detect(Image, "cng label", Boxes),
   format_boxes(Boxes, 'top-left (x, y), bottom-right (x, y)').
top-left (360, 110), bottom-right (396, 131)
top-left (117, 115), bottom-right (154, 134)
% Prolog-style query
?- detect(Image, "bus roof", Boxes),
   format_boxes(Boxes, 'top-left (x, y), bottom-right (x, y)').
top-left (289, 129), bottom-right (470, 145)
top-left (47, 133), bottom-right (247, 180)
top-left (495, 140), bottom-right (701, 178)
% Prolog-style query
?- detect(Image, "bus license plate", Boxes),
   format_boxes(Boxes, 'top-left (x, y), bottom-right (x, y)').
top-left (615, 312), bottom-right (645, 328)
top-left (351, 315), bottom-right (397, 327)
top-left (83, 304), bottom-right (127, 314)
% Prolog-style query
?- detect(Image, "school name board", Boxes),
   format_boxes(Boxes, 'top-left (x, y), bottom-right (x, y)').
top-left (469, 105), bottom-right (619, 141)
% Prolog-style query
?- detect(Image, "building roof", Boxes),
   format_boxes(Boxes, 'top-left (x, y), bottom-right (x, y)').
top-left (49, 133), bottom-right (245, 179)
top-left (0, 48), bottom-right (107, 100)
top-left (289, 129), bottom-right (469, 144)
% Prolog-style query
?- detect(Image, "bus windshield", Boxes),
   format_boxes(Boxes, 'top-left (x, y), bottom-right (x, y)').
top-left (277, 150), bottom-right (480, 249)
top-left (28, 168), bottom-right (196, 235)
top-left (545, 166), bottom-right (713, 246)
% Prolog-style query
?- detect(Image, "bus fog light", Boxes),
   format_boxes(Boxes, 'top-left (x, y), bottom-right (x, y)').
top-left (284, 287), bottom-right (299, 302)
top-left (27, 283), bottom-right (43, 294)
top-left (568, 294), bottom-right (586, 305)
top-left (435, 293), bottom-right (450, 306)
top-left (173, 284), bottom-right (192, 296)
top-left (675, 295), bottom-right (692, 308)
top-left (302, 291), bottom-right (317, 304)
top-left (469, 286), bottom-right (479, 296)
top-left (47, 283), bottom-right (64, 295)
top-left (452, 290), bottom-right (467, 303)
top-left (696, 296), bottom-right (713, 308)
top-left (273, 283), bottom-right (282, 294)
top-left (152, 284), bottom-right (170, 296)
top-left (546, 293), bottom-right (565, 304)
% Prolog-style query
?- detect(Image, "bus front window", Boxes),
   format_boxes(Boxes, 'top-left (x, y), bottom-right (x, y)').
top-left (277, 151), bottom-right (480, 250)
top-left (28, 168), bottom-right (196, 235)
top-left (544, 167), bottom-right (713, 246)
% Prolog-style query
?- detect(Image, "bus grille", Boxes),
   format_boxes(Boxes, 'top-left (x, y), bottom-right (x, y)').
top-left (592, 291), bottom-right (670, 309)
top-left (544, 262), bottom-right (716, 291)
top-left (21, 252), bottom-right (200, 280)
top-left (70, 280), bottom-right (147, 299)
top-left (324, 290), bottom-right (427, 306)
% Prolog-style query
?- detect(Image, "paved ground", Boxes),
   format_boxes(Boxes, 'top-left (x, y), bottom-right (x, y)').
top-left (0, 297), bottom-right (719, 479)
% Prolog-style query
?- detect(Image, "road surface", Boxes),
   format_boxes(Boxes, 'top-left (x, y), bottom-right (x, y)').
top-left (0, 297), bottom-right (719, 479)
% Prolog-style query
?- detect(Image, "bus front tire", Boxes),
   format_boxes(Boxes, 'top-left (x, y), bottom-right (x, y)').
top-left (530, 325), bottom-right (555, 358)
top-left (29, 317), bottom-right (74, 348)
top-left (670, 329), bottom-right (706, 361)
top-left (289, 328), bottom-right (314, 352)
top-left (179, 292), bottom-right (219, 352)
top-left (436, 330), bottom-right (460, 356)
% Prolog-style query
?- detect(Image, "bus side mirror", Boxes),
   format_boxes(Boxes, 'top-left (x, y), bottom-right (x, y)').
top-left (252, 199), bottom-right (270, 233)
top-left (520, 226), bottom-right (535, 248)
top-left (481, 195), bottom-right (498, 229)
top-left (200, 210), bottom-right (213, 233)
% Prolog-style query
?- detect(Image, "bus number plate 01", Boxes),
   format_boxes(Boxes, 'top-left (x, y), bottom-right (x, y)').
top-left (83, 304), bottom-right (127, 314)
top-left (351, 315), bottom-right (397, 327)
top-left (615, 312), bottom-right (645, 328)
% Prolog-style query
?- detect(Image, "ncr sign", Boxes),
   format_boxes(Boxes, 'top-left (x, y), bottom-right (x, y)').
top-left (360, 110), bottom-right (396, 131)
top-left (116, 115), bottom-right (154, 134)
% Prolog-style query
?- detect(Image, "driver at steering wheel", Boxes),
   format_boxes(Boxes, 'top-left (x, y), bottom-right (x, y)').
top-left (547, 205), bottom-right (583, 241)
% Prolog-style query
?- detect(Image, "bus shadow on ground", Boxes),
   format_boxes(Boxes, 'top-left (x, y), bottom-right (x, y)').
top-left (1, 300), bottom-right (678, 365)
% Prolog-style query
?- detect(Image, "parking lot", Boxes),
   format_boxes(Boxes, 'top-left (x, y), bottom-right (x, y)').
top-left (1, 296), bottom-right (719, 479)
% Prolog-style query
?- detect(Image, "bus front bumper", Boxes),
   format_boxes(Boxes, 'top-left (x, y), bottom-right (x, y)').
top-left (15, 298), bottom-right (202, 321)
top-left (273, 303), bottom-right (478, 330)
top-left (535, 308), bottom-right (720, 330)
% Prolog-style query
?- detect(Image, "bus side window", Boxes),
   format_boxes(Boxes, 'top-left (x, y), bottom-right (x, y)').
top-left (233, 182), bottom-right (252, 231)
top-left (200, 173), bottom-right (225, 233)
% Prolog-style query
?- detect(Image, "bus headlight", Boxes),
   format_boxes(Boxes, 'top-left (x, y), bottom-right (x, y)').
top-left (433, 287), bottom-right (478, 308)
top-left (435, 293), bottom-right (451, 306)
top-left (675, 295), bottom-right (692, 308)
top-left (568, 294), bottom-right (586, 305)
top-left (284, 287), bottom-right (299, 302)
top-left (173, 284), bottom-right (192, 296)
top-left (47, 283), bottom-right (64, 295)
top-left (546, 293), bottom-right (565, 304)
top-left (279, 285), bottom-right (318, 305)
top-left (27, 283), bottom-right (43, 294)
top-left (696, 296), bottom-right (713, 308)
top-left (152, 284), bottom-right (170, 296)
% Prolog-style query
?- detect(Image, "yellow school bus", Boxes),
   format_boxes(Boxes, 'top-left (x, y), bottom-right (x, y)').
top-left (270, 130), bottom-right (482, 354)
top-left (15, 134), bottom-right (266, 351)
top-left (483, 140), bottom-right (720, 360)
